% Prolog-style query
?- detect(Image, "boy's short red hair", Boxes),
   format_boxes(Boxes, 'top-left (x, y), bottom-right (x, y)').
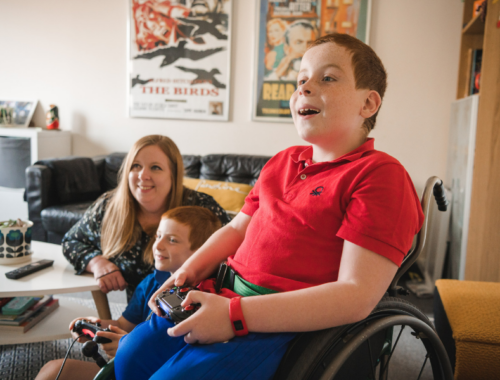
top-left (307, 33), bottom-right (387, 133)
top-left (161, 206), bottom-right (221, 250)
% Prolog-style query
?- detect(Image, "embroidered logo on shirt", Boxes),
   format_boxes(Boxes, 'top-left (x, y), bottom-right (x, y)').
top-left (310, 186), bottom-right (324, 196)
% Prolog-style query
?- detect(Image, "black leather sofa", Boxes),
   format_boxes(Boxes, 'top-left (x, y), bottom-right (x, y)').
top-left (26, 153), bottom-right (271, 244)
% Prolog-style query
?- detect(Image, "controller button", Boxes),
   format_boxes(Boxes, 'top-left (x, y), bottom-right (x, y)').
top-left (180, 287), bottom-right (189, 293)
top-left (169, 289), bottom-right (175, 294)
top-left (184, 305), bottom-right (194, 311)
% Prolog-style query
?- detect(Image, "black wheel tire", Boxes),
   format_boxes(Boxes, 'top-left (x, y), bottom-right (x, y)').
top-left (274, 296), bottom-right (435, 380)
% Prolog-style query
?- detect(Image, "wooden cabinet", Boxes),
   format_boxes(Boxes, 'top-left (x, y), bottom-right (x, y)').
top-left (456, 0), bottom-right (500, 282)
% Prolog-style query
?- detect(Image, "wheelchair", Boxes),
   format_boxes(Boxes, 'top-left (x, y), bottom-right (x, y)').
top-left (92, 176), bottom-right (453, 380)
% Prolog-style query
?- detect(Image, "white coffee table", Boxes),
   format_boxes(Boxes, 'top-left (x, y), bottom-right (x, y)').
top-left (0, 241), bottom-right (112, 345)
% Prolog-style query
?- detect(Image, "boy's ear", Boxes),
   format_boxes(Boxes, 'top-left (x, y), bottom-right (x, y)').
top-left (360, 90), bottom-right (382, 119)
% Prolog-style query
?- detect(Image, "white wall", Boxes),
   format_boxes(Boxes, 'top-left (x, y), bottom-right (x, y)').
top-left (0, 0), bottom-right (463, 193)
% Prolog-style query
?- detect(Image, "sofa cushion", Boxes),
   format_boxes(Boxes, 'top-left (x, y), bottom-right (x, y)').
top-left (35, 157), bottom-right (101, 204)
top-left (41, 201), bottom-right (95, 235)
top-left (183, 178), bottom-right (252, 215)
top-left (200, 154), bottom-right (270, 185)
top-left (103, 153), bottom-right (127, 191)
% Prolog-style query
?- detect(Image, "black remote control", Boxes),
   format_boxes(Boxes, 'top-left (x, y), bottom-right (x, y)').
top-left (5, 260), bottom-right (54, 279)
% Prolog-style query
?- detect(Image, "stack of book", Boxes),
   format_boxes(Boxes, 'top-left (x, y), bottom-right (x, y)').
top-left (0, 295), bottom-right (59, 333)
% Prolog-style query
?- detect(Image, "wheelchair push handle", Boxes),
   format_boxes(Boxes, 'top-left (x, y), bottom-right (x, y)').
top-left (433, 180), bottom-right (448, 212)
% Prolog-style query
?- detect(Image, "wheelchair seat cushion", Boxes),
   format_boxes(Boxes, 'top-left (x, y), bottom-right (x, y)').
top-left (435, 279), bottom-right (500, 380)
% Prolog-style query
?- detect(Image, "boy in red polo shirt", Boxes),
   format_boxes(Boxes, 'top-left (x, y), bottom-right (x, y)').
top-left (114, 33), bottom-right (424, 380)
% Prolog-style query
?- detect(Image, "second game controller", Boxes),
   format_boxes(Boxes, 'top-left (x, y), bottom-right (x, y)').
top-left (156, 286), bottom-right (201, 324)
top-left (72, 319), bottom-right (112, 344)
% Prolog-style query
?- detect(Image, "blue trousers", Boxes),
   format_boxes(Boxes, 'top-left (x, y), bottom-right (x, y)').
top-left (114, 314), bottom-right (296, 380)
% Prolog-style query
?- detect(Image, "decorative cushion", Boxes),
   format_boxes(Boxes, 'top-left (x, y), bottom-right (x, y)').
top-left (183, 178), bottom-right (253, 215)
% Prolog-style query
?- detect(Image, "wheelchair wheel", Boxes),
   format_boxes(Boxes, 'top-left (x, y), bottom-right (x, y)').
top-left (275, 296), bottom-right (453, 380)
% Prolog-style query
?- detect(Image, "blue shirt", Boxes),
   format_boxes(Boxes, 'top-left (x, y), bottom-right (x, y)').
top-left (122, 270), bottom-right (171, 325)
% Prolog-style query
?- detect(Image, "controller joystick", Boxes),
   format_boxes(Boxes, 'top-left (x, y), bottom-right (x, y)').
top-left (73, 319), bottom-right (112, 344)
top-left (156, 285), bottom-right (201, 324)
top-left (82, 341), bottom-right (107, 368)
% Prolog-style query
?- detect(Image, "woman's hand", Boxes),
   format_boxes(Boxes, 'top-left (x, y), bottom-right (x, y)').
top-left (87, 256), bottom-right (127, 293)
top-left (167, 291), bottom-right (234, 345)
top-left (97, 325), bottom-right (128, 358)
top-left (148, 265), bottom-right (198, 315)
top-left (69, 316), bottom-right (101, 343)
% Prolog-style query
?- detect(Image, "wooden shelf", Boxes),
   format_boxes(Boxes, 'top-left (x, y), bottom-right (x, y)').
top-left (462, 14), bottom-right (485, 35)
top-left (454, 0), bottom-right (500, 283)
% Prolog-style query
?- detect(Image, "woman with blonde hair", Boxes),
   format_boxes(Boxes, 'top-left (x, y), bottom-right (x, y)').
top-left (62, 135), bottom-right (229, 300)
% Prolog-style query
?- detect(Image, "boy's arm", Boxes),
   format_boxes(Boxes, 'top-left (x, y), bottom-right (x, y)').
top-left (148, 212), bottom-right (252, 314)
top-left (168, 240), bottom-right (398, 344)
top-left (115, 316), bottom-right (136, 333)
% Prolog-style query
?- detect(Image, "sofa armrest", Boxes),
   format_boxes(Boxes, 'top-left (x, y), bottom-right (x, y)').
top-left (26, 164), bottom-right (53, 242)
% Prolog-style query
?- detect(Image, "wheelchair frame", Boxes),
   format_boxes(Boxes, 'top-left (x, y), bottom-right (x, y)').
top-left (92, 177), bottom-right (453, 380)
top-left (273, 177), bottom-right (453, 380)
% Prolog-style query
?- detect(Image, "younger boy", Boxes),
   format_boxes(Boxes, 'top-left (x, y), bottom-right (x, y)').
top-left (115, 33), bottom-right (424, 380)
top-left (35, 206), bottom-right (221, 380)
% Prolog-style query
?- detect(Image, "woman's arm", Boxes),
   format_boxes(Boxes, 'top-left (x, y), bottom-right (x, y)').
top-left (148, 212), bottom-right (252, 313)
top-left (62, 196), bottom-right (127, 293)
top-left (167, 240), bottom-right (398, 344)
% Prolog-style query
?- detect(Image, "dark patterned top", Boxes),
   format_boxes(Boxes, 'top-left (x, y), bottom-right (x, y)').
top-left (62, 188), bottom-right (230, 301)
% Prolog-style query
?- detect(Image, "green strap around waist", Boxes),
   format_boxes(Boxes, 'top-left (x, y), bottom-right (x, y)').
top-left (223, 270), bottom-right (277, 297)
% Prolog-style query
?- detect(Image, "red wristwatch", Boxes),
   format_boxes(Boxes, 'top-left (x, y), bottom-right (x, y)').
top-left (229, 297), bottom-right (248, 336)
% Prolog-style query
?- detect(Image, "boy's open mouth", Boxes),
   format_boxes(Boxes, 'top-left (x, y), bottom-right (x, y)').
top-left (298, 108), bottom-right (320, 116)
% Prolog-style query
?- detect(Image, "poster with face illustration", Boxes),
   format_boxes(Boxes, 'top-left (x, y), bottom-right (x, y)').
top-left (252, 0), bottom-right (371, 122)
top-left (129, 0), bottom-right (232, 121)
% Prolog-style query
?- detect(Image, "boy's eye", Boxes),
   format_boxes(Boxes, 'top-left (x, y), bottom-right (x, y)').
top-left (169, 237), bottom-right (177, 243)
top-left (298, 79), bottom-right (307, 86)
top-left (323, 76), bottom-right (335, 82)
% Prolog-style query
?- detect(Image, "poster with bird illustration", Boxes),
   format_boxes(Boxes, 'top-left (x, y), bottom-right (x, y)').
top-left (129, 0), bottom-right (231, 121)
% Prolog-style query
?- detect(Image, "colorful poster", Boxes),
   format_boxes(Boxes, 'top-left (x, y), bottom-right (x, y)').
top-left (129, 0), bottom-right (232, 121)
top-left (252, 0), bottom-right (371, 122)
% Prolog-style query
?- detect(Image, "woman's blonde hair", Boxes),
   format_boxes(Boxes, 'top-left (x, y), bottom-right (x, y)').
top-left (101, 135), bottom-right (184, 265)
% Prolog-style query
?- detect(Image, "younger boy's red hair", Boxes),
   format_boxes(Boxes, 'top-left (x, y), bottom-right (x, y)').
top-left (161, 206), bottom-right (221, 250)
top-left (307, 33), bottom-right (387, 133)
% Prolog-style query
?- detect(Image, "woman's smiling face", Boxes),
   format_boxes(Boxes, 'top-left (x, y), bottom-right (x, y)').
top-left (128, 145), bottom-right (172, 215)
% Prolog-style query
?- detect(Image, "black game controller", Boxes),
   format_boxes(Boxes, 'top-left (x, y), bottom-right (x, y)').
top-left (72, 319), bottom-right (112, 344)
top-left (156, 286), bottom-right (201, 324)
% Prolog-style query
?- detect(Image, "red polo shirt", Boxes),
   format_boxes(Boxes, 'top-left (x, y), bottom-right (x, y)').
top-left (227, 139), bottom-right (424, 292)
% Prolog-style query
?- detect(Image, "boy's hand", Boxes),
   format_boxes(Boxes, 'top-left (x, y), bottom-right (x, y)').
top-left (167, 291), bottom-right (234, 344)
top-left (97, 325), bottom-right (128, 358)
top-left (148, 266), bottom-right (198, 315)
top-left (69, 316), bottom-right (101, 342)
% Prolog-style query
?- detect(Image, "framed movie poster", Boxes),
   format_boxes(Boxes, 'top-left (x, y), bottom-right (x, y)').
top-left (252, 0), bottom-right (371, 122)
top-left (128, 0), bottom-right (232, 121)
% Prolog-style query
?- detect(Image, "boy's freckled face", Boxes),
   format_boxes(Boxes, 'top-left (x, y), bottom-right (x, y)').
top-left (290, 42), bottom-right (368, 146)
top-left (153, 218), bottom-right (195, 274)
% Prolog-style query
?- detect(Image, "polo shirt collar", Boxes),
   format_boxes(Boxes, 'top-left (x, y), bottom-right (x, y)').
top-left (154, 269), bottom-right (170, 285)
top-left (291, 138), bottom-right (375, 165)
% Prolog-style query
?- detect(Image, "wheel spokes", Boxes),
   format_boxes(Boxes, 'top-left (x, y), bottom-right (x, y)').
top-left (379, 325), bottom-right (405, 378)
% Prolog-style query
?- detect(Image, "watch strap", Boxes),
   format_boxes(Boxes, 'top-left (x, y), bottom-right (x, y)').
top-left (229, 297), bottom-right (248, 336)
